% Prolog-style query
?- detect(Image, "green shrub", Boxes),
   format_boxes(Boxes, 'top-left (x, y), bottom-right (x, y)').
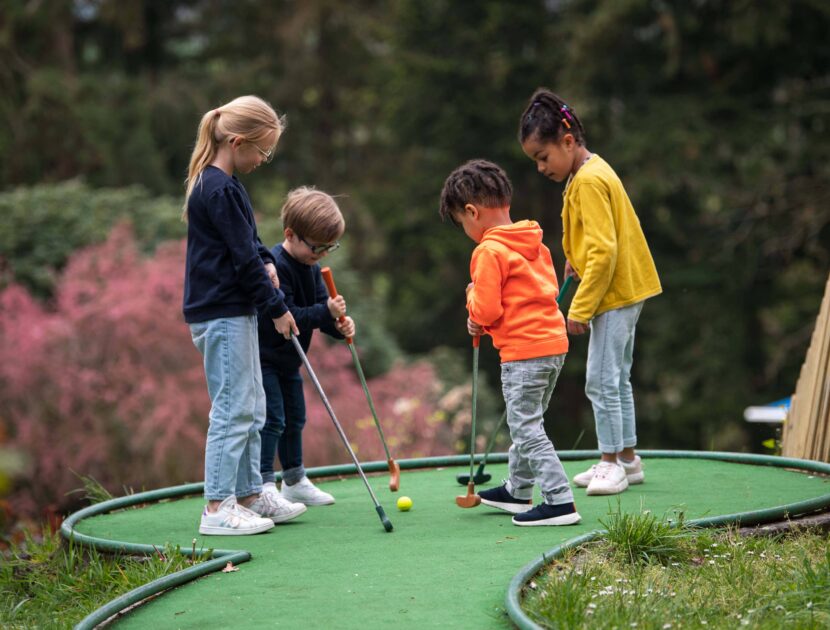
top-left (0, 180), bottom-right (184, 298)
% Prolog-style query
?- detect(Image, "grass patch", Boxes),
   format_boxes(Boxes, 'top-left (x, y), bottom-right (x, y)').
top-left (524, 506), bottom-right (830, 629)
top-left (1, 526), bottom-right (211, 628)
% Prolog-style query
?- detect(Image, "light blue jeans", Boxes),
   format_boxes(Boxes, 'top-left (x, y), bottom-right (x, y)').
top-left (501, 354), bottom-right (573, 505)
top-left (190, 315), bottom-right (265, 501)
top-left (586, 302), bottom-right (644, 454)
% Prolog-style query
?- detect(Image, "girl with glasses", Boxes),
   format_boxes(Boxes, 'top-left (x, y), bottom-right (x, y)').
top-left (183, 95), bottom-right (300, 535)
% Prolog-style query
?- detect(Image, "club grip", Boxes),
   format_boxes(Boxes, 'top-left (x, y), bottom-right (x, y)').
top-left (322, 266), bottom-right (338, 299)
top-left (321, 267), bottom-right (352, 345)
top-left (472, 335), bottom-right (480, 348)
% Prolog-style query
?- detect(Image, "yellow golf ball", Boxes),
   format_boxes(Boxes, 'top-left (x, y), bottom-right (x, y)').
top-left (396, 496), bottom-right (413, 511)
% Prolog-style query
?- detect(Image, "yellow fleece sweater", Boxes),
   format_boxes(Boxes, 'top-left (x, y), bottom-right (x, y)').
top-left (562, 155), bottom-right (661, 323)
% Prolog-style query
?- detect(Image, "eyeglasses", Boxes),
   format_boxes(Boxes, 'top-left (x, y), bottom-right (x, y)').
top-left (228, 137), bottom-right (275, 163)
top-left (299, 235), bottom-right (340, 255)
top-left (250, 141), bottom-right (275, 163)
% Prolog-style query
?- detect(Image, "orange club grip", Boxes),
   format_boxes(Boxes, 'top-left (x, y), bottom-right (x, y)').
top-left (472, 335), bottom-right (480, 348)
top-left (321, 267), bottom-right (353, 345)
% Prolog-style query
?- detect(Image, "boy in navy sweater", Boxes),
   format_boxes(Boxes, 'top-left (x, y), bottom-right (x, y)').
top-left (258, 187), bottom-right (355, 508)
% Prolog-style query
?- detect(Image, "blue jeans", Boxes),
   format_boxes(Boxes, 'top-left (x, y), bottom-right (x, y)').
top-left (189, 316), bottom-right (265, 501)
top-left (260, 366), bottom-right (307, 485)
top-left (585, 302), bottom-right (644, 453)
top-left (501, 354), bottom-right (573, 505)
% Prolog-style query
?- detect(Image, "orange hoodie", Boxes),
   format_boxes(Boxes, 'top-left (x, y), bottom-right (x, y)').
top-left (466, 220), bottom-right (568, 363)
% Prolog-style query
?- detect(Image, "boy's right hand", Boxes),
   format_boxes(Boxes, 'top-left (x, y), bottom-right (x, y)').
top-left (467, 317), bottom-right (484, 337)
top-left (564, 260), bottom-right (580, 281)
top-left (273, 310), bottom-right (299, 339)
top-left (327, 295), bottom-right (347, 319)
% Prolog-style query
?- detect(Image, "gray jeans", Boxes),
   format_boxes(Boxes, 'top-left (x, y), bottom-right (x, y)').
top-left (501, 354), bottom-right (573, 505)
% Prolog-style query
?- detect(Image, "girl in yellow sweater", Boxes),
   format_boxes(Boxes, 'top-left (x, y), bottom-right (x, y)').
top-left (519, 88), bottom-right (662, 496)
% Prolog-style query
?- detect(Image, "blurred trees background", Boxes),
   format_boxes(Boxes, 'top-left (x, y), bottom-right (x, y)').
top-left (1, 0), bottom-right (828, 521)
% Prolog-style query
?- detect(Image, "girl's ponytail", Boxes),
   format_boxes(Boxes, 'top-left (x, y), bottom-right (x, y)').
top-left (182, 109), bottom-right (222, 220)
top-left (518, 88), bottom-right (587, 146)
top-left (182, 96), bottom-right (284, 221)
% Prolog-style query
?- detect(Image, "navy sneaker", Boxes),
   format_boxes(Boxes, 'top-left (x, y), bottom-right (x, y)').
top-left (512, 502), bottom-right (582, 527)
top-left (478, 484), bottom-right (533, 514)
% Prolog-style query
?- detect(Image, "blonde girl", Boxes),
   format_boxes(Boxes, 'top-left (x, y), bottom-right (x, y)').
top-left (183, 95), bottom-right (299, 535)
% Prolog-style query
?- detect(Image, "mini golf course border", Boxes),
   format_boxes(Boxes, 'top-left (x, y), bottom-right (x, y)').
top-left (61, 450), bottom-right (830, 630)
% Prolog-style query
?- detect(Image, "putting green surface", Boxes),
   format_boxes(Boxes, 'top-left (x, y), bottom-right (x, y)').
top-left (77, 458), bottom-right (829, 628)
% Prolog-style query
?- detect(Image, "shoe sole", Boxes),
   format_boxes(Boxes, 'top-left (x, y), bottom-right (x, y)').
top-left (576, 473), bottom-right (643, 488)
top-left (284, 497), bottom-right (335, 506)
top-left (271, 504), bottom-right (308, 523)
top-left (480, 498), bottom-right (533, 514)
top-left (512, 512), bottom-right (582, 526)
top-left (586, 479), bottom-right (629, 496)
top-left (199, 521), bottom-right (275, 535)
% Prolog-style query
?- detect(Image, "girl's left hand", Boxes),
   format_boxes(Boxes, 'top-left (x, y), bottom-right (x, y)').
top-left (264, 263), bottom-right (280, 289)
top-left (336, 316), bottom-right (355, 339)
top-left (467, 317), bottom-right (484, 336)
top-left (567, 318), bottom-right (590, 335)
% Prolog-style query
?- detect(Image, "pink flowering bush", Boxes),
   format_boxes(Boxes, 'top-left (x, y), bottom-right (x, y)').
top-left (0, 224), bottom-right (461, 519)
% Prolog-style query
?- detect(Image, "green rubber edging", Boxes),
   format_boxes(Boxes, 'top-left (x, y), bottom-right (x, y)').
top-left (504, 450), bottom-right (830, 630)
top-left (62, 451), bottom-right (830, 629)
top-left (63, 454), bottom-right (493, 629)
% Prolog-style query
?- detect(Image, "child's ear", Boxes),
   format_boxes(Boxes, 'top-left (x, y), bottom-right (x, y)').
top-left (284, 227), bottom-right (295, 240)
top-left (463, 203), bottom-right (480, 220)
top-left (562, 133), bottom-right (576, 150)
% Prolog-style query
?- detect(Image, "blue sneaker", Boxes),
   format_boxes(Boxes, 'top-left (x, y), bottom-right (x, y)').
top-left (512, 502), bottom-right (582, 526)
top-left (478, 484), bottom-right (533, 514)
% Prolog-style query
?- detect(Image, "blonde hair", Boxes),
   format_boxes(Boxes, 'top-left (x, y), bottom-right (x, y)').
top-left (281, 187), bottom-right (345, 242)
top-left (182, 95), bottom-right (285, 220)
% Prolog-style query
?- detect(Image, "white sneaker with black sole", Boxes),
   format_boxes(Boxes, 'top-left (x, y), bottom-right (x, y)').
top-left (199, 496), bottom-right (275, 536)
top-left (249, 483), bottom-right (307, 523)
top-left (281, 477), bottom-right (335, 506)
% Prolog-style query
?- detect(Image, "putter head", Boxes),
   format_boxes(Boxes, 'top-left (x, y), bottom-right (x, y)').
top-left (388, 459), bottom-right (400, 492)
top-left (455, 472), bottom-right (492, 486)
top-left (376, 505), bottom-right (394, 532)
top-left (455, 482), bottom-right (481, 508)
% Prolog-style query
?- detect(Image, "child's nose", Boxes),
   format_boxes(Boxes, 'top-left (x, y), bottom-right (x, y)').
top-left (537, 161), bottom-right (545, 173)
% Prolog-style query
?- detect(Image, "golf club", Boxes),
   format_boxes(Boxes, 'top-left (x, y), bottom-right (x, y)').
top-left (290, 333), bottom-right (393, 532)
top-left (321, 267), bottom-right (401, 492)
top-left (454, 273), bottom-right (574, 486)
top-left (455, 410), bottom-right (506, 486)
top-left (456, 335), bottom-right (481, 508)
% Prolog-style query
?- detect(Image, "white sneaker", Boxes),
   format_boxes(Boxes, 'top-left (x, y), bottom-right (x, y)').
top-left (199, 495), bottom-right (275, 536)
top-left (574, 456), bottom-right (645, 487)
top-left (586, 461), bottom-right (629, 496)
top-left (248, 483), bottom-right (307, 523)
top-left (281, 477), bottom-right (335, 506)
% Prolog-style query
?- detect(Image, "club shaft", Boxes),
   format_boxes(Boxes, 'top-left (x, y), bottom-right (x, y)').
top-left (469, 344), bottom-right (478, 479)
top-left (348, 343), bottom-right (392, 461)
top-left (479, 409), bottom-right (507, 468)
top-left (290, 335), bottom-right (382, 508)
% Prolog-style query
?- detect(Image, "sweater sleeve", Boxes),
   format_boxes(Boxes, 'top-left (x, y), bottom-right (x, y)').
top-left (207, 187), bottom-right (287, 319)
top-left (279, 265), bottom-right (339, 334)
top-left (467, 246), bottom-right (505, 326)
top-left (569, 182), bottom-right (617, 323)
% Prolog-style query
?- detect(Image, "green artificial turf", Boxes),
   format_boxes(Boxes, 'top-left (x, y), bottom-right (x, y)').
top-left (76, 459), bottom-right (829, 628)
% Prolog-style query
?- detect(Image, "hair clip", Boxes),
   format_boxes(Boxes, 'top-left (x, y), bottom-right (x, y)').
top-left (561, 118), bottom-right (571, 129)
top-left (560, 105), bottom-right (573, 121)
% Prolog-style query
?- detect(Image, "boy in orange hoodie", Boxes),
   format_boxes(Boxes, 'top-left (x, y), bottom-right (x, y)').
top-left (439, 159), bottom-right (580, 527)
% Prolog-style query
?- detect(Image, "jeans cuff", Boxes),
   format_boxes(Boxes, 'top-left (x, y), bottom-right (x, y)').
top-left (261, 472), bottom-right (276, 484)
top-left (506, 479), bottom-right (533, 501)
top-left (282, 466), bottom-right (305, 486)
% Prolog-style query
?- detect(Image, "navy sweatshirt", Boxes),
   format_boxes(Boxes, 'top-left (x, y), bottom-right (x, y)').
top-left (183, 166), bottom-right (287, 323)
top-left (258, 243), bottom-right (343, 371)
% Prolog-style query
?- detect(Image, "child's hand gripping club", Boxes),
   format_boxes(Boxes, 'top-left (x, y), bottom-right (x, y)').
top-left (321, 267), bottom-right (401, 492)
